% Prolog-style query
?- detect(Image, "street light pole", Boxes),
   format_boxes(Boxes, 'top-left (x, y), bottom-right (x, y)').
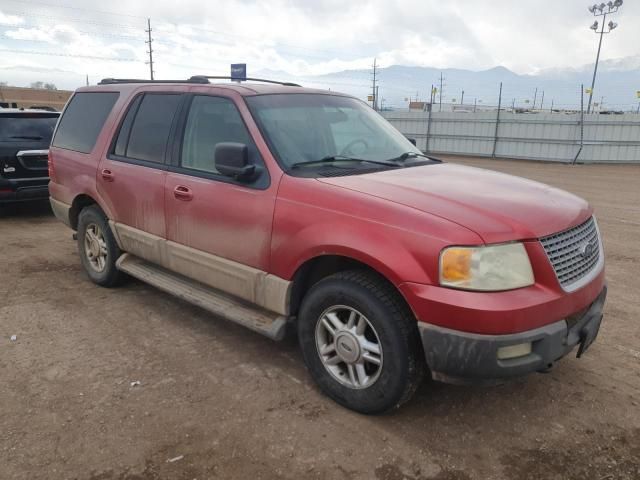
top-left (586, 1), bottom-right (622, 114)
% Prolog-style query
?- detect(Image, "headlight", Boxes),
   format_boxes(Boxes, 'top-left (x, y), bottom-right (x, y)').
top-left (439, 243), bottom-right (534, 291)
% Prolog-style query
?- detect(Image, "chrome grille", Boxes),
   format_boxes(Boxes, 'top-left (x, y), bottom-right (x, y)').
top-left (540, 216), bottom-right (601, 290)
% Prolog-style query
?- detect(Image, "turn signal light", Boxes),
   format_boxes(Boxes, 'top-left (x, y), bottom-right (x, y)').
top-left (440, 248), bottom-right (472, 282)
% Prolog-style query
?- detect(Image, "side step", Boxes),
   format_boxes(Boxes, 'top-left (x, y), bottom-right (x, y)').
top-left (116, 253), bottom-right (287, 341)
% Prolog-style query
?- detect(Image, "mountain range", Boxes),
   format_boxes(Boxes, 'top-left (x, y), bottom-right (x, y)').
top-left (258, 56), bottom-right (640, 111)
top-left (2, 55), bottom-right (639, 111)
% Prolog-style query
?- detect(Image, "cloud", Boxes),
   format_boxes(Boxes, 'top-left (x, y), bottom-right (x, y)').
top-left (0, 0), bottom-right (638, 88)
top-left (0, 10), bottom-right (24, 26)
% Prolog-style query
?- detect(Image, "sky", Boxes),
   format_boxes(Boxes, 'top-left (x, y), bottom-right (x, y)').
top-left (0, 0), bottom-right (638, 90)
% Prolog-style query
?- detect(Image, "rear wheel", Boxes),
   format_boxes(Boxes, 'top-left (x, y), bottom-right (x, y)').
top-left (77, 205), bottom-right (125, 287)
top-left (298, 270), bottom-right (424, 414)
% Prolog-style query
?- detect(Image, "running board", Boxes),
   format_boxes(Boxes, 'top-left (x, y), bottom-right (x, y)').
top-left (116, 253), bottom-right (287, 341)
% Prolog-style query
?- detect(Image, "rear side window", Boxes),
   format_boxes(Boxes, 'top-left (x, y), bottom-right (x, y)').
top-left (116, 94), bottom-right (181, 163)
top-left (52, 92), bottom-right (119, 153)
top-left (0, 115), bottom-right (58, 142)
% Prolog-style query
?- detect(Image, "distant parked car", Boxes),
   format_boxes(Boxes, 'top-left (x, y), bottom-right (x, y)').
top-left (0, 108), bottom-right (59, 204)
top-left (48, 77), bottom-right (606, 414)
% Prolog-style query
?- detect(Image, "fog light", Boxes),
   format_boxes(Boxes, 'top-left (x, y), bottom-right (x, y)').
top-left (497, 342), bottom-right (532, 360)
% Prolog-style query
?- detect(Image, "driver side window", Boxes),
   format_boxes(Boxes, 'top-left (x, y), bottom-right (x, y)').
top-left (181, 95), bottom-right (254, 174)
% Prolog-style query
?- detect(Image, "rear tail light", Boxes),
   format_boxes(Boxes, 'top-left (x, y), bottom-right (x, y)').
top-left (47, 150), bottom-right (56, 182)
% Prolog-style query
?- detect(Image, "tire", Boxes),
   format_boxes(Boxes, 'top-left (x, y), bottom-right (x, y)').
top-left (298, 270), bottom-right (425, 414)
top-left (77, 205), bottom-right (125, 287)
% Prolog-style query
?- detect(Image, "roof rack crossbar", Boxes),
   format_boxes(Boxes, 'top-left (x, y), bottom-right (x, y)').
top-left (189, 76), bottom-right (301, 87)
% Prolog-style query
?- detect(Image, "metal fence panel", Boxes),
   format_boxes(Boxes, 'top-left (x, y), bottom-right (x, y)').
top-left (381, 111), bottom-right (640, 163)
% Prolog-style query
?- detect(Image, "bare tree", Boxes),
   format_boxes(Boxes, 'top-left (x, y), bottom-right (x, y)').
top-left (29, 81), bottom-right (57, 90)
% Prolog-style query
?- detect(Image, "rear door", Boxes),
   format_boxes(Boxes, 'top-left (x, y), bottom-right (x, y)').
top-left (97, 92), bottom-right (183, 259)
top-left (0, 113), bottom-right (58, 182)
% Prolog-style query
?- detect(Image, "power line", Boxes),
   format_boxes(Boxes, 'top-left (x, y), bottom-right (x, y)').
top-left (0, 21), bottom-right (146, 40)
top-left (0, 47), bottom-right (138, 62)
top-left (1, 10), bottom-right (142, 30)
top-left (1, 0), bottom-right (146, 19)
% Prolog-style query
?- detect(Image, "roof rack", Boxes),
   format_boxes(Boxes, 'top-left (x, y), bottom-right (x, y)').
top-left (189, 76), bottom-right (301, 87)
top-left (98, 77), bottom-right (209, 85)
top-left (98, 76), bottom-right (301, 87)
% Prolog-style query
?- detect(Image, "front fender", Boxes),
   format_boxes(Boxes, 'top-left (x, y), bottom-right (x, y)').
top-left (270, 177), bottom-right (483, 286)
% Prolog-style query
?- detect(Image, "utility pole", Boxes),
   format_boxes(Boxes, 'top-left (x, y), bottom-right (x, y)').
top-left (145, 18), bottom-right (154, 81)
top-left (512, 98), bottom-right (516, 112)
top-left (540, 90), bottom-right (545, 111)
top-left (533, 87), bottom-right (538, 110)
top-left (586, 1), bottom-right (622, 113)
top-left (371, 58), bottom-right (377, 110)
top-left (375, 85), bottom-right (379, 111)
top-left (439, 72), bottom-right (444, 112)
top-left (85, 74), bottom-right (89, 86)
top-left (460, 89), bottom-right (464, 105)
top-left (550, 99), bottom-right (554, 113)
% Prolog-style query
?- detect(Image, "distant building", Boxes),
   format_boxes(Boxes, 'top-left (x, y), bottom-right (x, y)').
top-left (409, 101), bottom-right (429, 111)
top-left (0, 86), bottom-right (72, 111)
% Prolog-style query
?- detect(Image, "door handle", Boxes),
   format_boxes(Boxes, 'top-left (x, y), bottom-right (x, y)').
top-left (173, 185), bottom-right (193, 201)
top-left (101, 168), bottom-right (114, 182)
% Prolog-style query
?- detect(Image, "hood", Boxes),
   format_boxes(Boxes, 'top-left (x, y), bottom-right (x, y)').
top-left (317, 163), bottom-right (592, 243)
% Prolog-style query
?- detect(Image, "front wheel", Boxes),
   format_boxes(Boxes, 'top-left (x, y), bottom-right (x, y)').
top-left (298, 270), bottom-right (425, 414)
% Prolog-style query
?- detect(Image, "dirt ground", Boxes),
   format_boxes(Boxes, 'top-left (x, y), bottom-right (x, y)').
top-left (1, 157), bottom-right (639, 480)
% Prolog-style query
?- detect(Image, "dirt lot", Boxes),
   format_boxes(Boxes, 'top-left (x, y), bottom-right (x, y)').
top-left (1, 157), bottom-right (639, 480)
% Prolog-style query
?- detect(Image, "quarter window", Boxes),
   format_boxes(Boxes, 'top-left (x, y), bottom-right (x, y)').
top-left (181, 96), bottom-right (254, 174)
top-left (52, 92), bottom-right (119, 153)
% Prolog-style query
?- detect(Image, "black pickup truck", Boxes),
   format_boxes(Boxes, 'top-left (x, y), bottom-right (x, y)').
top-left (0, 109), bottom-right (59, 204)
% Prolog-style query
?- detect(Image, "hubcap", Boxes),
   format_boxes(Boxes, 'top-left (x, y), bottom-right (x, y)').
top-left (84, 223), bottom-right (108, 273)
top-left (315, 305), bottom-right (383, 389)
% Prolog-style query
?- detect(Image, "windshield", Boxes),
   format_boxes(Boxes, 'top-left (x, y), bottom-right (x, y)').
top-left (246, 94), bottom-right (421, 169)
top-left (0, 115), bottom-right (58, 142)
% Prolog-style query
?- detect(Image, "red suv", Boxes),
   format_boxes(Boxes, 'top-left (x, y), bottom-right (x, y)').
top-left (49, 77), bottom-right (606, 414)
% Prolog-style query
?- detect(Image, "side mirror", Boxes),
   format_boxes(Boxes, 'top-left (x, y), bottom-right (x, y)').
top-left (214, 142), bottom-right (256, 181)
top-left (405, 136), bottom-right (417, 146)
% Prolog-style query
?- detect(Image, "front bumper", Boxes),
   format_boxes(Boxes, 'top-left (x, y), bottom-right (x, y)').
top-left (418, 286), bottom-right (607, 385)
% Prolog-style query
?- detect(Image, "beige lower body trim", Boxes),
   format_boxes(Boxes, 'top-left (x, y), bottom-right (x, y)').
top-left (112, 222), bottom-right (291, 316)
top-left (49, 197), bottom-right (71, 228)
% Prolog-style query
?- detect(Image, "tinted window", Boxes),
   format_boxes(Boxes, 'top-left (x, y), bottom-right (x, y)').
top-left (113, 95), bottom-right (142, 157)
top-left (0, 115), bottom-right (58, 142)
top-left (181, 96), bottom-right (253, 173)
top-left (126, 94), bottom-right (181, 163)
top-left (52, 92), bottom-right (119, 153)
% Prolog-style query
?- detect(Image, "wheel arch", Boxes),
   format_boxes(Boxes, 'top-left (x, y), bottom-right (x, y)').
top-left (69, 194), bottom-right (101, 230)
top-left (288, 253), bottom-right (416, 320)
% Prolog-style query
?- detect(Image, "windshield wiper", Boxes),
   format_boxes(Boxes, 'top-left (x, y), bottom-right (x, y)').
top-left (9, 135), bottom-right (44, 140)
top-left (386, 151), bottom-right (435, 162)
top-left (291, 155), bottom-right (398, 169)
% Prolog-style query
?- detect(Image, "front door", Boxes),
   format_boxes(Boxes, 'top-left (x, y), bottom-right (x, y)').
top-left (164, 94), bottom-right (278, 303)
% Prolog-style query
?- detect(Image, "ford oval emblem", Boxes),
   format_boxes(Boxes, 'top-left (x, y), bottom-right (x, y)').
top-left (580, 241), bottom-right (595, 258)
